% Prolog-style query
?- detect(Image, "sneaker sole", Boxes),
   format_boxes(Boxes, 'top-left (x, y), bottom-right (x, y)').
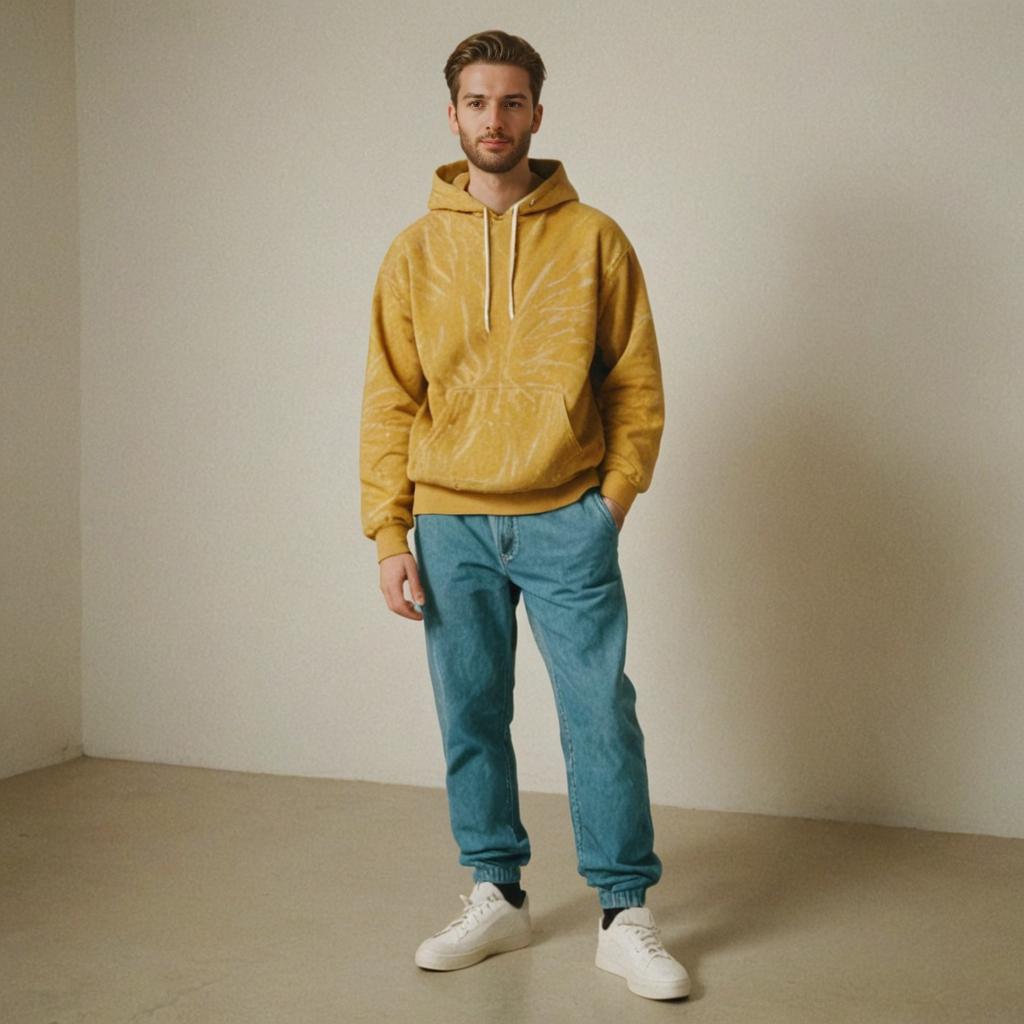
top-left (595, 947), bottom-right (691, 1000)
top-left (415, 930), bottom-right (531, 971)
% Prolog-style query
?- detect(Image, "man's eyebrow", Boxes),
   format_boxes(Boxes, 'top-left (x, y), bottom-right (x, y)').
top-left (462, 92), bottom-right (530, 100)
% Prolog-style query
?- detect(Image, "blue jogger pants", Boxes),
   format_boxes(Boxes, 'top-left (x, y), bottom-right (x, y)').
top-left (412, 484), bottom-right (663, 909)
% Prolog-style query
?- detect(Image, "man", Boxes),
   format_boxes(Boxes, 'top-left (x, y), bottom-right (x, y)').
top-left (359, 29), bottom-right (690, 1001)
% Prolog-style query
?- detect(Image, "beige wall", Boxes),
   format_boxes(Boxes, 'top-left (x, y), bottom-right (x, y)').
top-left (5, 1), bottom-right (1023, 839)
top-left (0, 1), bottom-right (83, 777)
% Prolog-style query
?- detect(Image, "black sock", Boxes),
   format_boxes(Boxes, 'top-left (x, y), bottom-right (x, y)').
top-left (494, 882), bottom-right (526, 908)
top-left (602, 906), bottom-right (630, 929)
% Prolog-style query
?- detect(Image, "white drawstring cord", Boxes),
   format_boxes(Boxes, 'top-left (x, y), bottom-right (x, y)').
top-left (482, 199), bottom-right (525, 332)
top-left (509, 201), bottom-right (520, 320)
top-left (482, 207), bottom-right (491, 333)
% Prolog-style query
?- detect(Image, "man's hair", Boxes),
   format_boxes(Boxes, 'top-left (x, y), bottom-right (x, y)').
top-left (443, 30), bottom-right (547, 108)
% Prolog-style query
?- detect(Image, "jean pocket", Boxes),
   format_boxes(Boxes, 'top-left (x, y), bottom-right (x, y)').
top-left (589, 487), bottom-right (620, 534)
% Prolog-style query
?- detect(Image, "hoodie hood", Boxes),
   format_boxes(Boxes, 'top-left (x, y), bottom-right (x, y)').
top-left (428, 157), bottom-right (579, 214)
top-left (427, 158), bottom-right (579, 332)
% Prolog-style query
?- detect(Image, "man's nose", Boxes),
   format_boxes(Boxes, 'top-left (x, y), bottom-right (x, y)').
top-left (485, 104), bottom-right (506, 131)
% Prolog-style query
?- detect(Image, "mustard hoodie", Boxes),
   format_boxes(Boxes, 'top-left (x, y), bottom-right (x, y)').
top-left (360, 157), bottom-right (665, 562)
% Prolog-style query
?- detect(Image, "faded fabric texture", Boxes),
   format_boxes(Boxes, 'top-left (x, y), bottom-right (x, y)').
top-left (360, 158), bottom-right (665, 562)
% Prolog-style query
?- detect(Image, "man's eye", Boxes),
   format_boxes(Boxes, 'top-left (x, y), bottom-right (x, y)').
top-left (506, 102), bottom-right (521, 108)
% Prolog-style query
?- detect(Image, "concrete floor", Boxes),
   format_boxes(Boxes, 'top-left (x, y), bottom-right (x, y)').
top-left (1, 757), bottom-right (1022, 1023)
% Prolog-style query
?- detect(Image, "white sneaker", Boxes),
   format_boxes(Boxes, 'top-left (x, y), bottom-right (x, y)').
top-left (595, 905), bottom-right (691, 1000)
top-left (414, 881), bottom-right (531, 971)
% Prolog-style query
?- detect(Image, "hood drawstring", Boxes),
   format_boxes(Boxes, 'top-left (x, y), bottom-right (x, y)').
top-left (482, 207), bottom-right (491, 333)
top-left (481, 199), bottom-right (525, 333)
top-left (509, 202), bottom-right (520, 321)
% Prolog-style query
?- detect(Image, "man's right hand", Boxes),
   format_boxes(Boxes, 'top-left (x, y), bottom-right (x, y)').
top-left (379, 551), bottom-right (427, 621)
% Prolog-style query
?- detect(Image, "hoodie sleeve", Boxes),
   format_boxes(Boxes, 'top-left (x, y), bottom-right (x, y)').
top-left (359, 250), bottom-right (427, 562)
top-left (593, 244), bottom-right (666, 514)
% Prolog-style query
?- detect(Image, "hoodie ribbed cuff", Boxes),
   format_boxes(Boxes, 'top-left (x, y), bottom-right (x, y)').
top-left (375, 524), bottom-right (411, 563)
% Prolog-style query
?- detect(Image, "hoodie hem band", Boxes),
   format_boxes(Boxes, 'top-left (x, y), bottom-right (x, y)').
top-left (412, 468), bottom-right (600, 516)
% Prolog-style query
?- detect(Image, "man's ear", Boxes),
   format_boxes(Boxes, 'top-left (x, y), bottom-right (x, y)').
top-left (447, 102), bottom-right (459, 135)
top-left (531, 103), bottom-right (543, 133)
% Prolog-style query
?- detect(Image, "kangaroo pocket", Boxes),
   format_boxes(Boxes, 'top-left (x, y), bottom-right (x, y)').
top-left (408, 384), bottom-right (586, 492)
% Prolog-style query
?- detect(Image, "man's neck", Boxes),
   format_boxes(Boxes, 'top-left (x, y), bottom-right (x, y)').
top-left (467, 160), bottom-right (543, 214)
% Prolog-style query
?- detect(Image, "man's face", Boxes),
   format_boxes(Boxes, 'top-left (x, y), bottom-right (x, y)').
top-left (447, 62), bottom-right (543, 175)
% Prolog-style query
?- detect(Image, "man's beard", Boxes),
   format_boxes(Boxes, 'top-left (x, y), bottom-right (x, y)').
top-left (457, 123), bottom-right (532, 174)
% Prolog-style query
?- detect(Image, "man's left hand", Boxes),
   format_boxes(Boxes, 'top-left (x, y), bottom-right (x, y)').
top-left (602, 494), bottom-right (627, 532)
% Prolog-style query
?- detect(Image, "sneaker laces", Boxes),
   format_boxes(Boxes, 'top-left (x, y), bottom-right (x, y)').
top-left (435, 892), bottom-right (501, 939)
top-left (620, 920), bottom-right (672, 963)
